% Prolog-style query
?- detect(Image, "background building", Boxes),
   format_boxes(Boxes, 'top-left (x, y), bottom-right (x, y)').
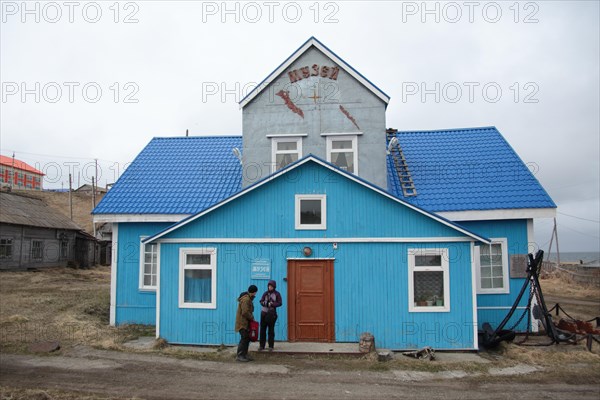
top-left (0, 155), bottom-right (44, 191)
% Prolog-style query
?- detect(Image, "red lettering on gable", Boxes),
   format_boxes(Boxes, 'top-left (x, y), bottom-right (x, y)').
top-left (287, 64), bottom-right (339, 83)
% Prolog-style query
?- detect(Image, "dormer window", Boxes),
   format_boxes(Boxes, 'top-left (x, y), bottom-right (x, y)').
top-left (325, 135), bottom-right (358, 174)
top-left (270, 136), bottom-right (303, 172)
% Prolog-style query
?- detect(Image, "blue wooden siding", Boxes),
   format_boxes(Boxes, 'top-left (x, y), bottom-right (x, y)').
top-left (154, 161), bottom-right (478, 349)
top-left (163, 162), bottom-right (467, 240)
top-left (460, 219), bottom-right (530, 331)
top-left (116, 222), bottom-right (171, 325)
top-left (158, 241), bottom-right (475, 350)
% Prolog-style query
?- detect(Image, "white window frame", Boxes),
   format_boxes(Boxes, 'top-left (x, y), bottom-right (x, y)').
top-left (408, 248), bottom-right (450, 313)
top-left (295, 194), bottom-right (327, 230)
top-left (326, 135), bottom-right (358, 174)
top-left (271, 137), bottom-right (302, 173)
top-left (179, 247), bottom-right (217, 309)
top-left (139, 238), bottom-right (158, 291)
top-left (476, 238), bottom-right (510, 294)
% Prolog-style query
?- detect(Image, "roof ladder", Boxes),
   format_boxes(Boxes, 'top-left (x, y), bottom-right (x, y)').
top-left (387, 132), bottom-right (417, 197)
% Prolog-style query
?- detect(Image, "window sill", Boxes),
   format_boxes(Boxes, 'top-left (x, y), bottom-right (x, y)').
top-left (477, 289), bottom-right (510, 295)
top-left (178, 302), bottom-right (216, 309)
top-left (139, 287), bottom-right (157, 292)
top-left (409, 306), bottom-right (450, 313)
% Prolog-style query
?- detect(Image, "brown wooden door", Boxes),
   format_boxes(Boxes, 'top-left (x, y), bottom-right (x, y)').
top-left (287, 259), bottom-right (334, 342)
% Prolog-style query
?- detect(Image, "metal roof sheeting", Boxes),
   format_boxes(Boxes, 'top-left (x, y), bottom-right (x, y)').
top-left (0, 155), bottom-right (44, 175)
top-left (0, 192), bottom-right (82, 230)
top-left (92, 136), bottom-right (243, 215)
top-left (386, 127), bottom-right (556, 212)
top-left (93, 127), bottom-right (556, 215)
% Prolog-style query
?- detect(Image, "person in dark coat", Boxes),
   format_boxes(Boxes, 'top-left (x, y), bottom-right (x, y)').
top-left (235, 285), bottom-right (258, 362)
top-left (258, 280), bottom-right (282, 351)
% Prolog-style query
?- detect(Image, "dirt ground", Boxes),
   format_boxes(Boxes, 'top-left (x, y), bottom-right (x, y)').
top-left (1, 267), bottom-right (599, 399)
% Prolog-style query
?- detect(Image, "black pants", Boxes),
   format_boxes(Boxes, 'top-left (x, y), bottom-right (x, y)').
top-left (237, 328), bottom-right (250, 358)
top-left (259, 312), bottom-right (277, 349)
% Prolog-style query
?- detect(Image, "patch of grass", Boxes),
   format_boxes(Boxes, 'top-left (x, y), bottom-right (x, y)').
top-left (541, 275), bottom-right (600, 300)
top-left (368, 362), bottom-right (390, 371)
top-left (112, 324), bottom-right (156, 344)
top-left (161, 347), bottom-right (232, 362)
top-left (0, 385), bottom-right (141, 400)
top-left (82, 293), bottom-right (110, 324)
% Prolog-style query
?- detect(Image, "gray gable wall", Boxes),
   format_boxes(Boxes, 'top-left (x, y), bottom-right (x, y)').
top-left (242, 46), bottom-right (387, 188)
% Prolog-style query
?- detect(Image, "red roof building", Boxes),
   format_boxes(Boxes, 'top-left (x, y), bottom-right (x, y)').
top-left (0, 155), bottom-right (44, 190)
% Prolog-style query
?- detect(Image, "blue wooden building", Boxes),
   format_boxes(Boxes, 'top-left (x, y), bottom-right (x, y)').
top-left (93, 38), bottom-right (556, 350)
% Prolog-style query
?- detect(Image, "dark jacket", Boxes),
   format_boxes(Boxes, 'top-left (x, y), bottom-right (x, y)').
top-left (259, 289), bottom-right (282, 315)
top-left (235, 292), bottom-right (255, 332)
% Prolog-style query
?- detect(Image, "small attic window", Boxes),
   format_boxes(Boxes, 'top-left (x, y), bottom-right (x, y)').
top-left (271, 137), bottom-right (302, 172)
top-left (326, 135), bottom-right (358, 174)
top-left (295, 194), bottom-right (327, 230)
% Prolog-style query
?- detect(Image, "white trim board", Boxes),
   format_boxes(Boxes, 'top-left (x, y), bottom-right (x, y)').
top-left (93, 214), bottom-right (190, 223)
top-left (239, 37), bottom-right (390, 108)
top-left (266, 133), bottom-right (308, 138)
top-left (527, 219), bottom-right (534, 247)
top-left (470, 242), bottom-right (479, 350)
top-left (143, 156), bottom-right (490, 245)
top-left (155, 243), bottom-right (161, 339)
top-left (155, 237), bottom-right (477, 244)
top-left (321, 132), bottom-right (363, 136)
top-left (109, 223), bottom-right (118, 326)
top-left (437, 208), bottom-right (556, 221)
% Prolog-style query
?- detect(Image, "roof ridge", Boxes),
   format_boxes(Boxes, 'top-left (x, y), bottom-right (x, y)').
top-left (397, 126), bottom-right (497, 134)
top-left (151, 135), bottom-right (242, 139)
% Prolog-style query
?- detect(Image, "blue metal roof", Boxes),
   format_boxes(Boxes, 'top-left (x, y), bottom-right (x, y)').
top-left (93, 136), bottom-right (242, 215)
top-left (386, 127), bottom-right (556, 211)
top-left (94, 127), bottom-right (555, 216)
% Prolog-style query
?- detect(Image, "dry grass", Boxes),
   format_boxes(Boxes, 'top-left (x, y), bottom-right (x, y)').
top-left (0, 266), bottom-right (151, 353)
top-left (1, 266), bottom-right (599, 383)
top-left (541, 275), bottom-right (600, 300)
top-left (0, 386), bottom-right (140, 400)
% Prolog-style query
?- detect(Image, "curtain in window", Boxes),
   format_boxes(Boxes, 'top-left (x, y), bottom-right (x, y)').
top-left (184, 269), bottom-right (212, 303)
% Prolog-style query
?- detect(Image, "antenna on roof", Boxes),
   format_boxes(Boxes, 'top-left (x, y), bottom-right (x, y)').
top-left (232, 148), bottom-right (242, 165)
top-left (186, 129), bottom-right (189, 137)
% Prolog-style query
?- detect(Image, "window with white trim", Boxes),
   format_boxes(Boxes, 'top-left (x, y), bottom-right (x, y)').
top-left (271, 137), bottom-right (302, 172)
top-left (408, 248), bottom-right (450, 312)
top-left (477, 238), bottom-right (509, 294)
top-left (326, 135), bottom-right (358, 174)
top-left (179, 248), bottom-right (217, 309)
top-left (295, 194), bottom-right (327, 230)
top-left (140, 241), bottom-right (158, 290)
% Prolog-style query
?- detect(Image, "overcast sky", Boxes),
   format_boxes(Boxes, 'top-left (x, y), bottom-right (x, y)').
top-left (1, 1), bottom-right (599, 253)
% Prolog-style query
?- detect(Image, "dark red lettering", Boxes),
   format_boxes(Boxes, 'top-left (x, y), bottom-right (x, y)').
top-left (311, 64), bottom-right (319, 76)
top-left (329, 66), bottom-right (339, 80)
top-left (288, 70), bottom-right (302, 83)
